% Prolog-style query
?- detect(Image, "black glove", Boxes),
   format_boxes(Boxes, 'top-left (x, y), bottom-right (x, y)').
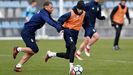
top-left (101, 16), bottom-right (106, 20)
top-left (111, 22), bottom-right (115, 27)
top-left (103, 16), bottom-right (106, 20)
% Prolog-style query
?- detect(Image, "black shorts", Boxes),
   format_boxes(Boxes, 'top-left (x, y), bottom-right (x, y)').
top-left (84, 27), bottom-right (97, 38)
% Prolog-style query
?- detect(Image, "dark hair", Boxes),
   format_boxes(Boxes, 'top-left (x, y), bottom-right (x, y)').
top-left (29, 0), bottom-right (36, 4)
top-left (30, 0), bottom-right (36, 4)
top-left (43, 1), bottom-right (53, 7)
top-left (121, 0), bottom-right (126, 2)
top-left (76, 0), bottom-right (85, 10)
top-left (32, 0), bottom-right (36, 2)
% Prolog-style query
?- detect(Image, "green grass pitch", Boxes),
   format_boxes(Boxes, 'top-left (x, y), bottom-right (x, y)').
top-left (0, 39), bottom-right (133, 75)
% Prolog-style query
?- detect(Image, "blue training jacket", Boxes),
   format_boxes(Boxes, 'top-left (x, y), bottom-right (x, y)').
top-left (23, 9), bottom-right (62, 35)
top-left (83, 0), bottom-right (105, 28)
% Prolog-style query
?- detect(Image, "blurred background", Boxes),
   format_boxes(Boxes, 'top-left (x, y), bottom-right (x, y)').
top-left (0, 0), bottom-right (133, 40)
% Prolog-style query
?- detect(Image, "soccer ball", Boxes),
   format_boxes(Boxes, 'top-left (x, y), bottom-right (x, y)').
top-left (73, 65), bottom-right (83, 75)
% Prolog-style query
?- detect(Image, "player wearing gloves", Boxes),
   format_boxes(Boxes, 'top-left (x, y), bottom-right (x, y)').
top-left (44, 1), bottom-right (85, 75)
top-left (110, 0), bottom-right (131, 50)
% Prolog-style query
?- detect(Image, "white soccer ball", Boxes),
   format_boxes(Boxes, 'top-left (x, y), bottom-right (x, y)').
top-left (74, 65), bottom-right (83, 75)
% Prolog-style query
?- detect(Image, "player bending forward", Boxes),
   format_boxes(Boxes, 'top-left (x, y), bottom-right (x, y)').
top-left (44, 1), bottom-right (85, 75)
top-left (13, 1), bottom-right (62, 72)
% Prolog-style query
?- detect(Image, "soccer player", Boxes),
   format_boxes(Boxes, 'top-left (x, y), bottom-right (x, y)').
top-left (25, 0), bottom-right (37, 22)
top-left (110, 0), bottom-right (131, 50)
top-left (13, 1), bottom-right (62, 72)
top-left (75, 0), bottom-right (106, 60)
top-left (44, 1), bottom-right (85, 74)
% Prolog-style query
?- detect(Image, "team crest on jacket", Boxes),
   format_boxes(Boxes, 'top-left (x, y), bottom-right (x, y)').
top-left (97, 7), bottom-right (99, 11)
top-left (92, 7), bottom-right (95, 10)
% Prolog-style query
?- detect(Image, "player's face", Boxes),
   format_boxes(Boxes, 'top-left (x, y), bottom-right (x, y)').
top-left (77, 9), bottom-right (83, 14)
top-left (121, 1), bottom-right (126, 6)
top-left (45, 4), bottom-right (54, 14)
top-left (32, 2), bottom-right (37, 7)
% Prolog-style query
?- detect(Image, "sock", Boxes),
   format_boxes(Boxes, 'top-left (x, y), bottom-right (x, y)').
top-left (70, 63), bottom-right (74, 70)
top-left (17, 47), bottom-right (22, 52)
top-left (87, 45), bottom-right (90, 49)
top-left (48, 51), bottom-right (56, 57)
top-left (16, 64), bottom-right (22, 68)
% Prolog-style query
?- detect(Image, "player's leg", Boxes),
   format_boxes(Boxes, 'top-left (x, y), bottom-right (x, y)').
top-left (13, 32), bottom-right (38, 58)
top-left (67, 29), bottom-right (78, 74)
top-left (69, 44), bottom-right (76, 74)
top-left (56, 46), bottom-right (70, 59)
top-left (89, 32), bottom-right (100, 46)
top-left (14, 53), bottom-right (34, 72)
top-left (14, 33), bottom-right (39, 72)
top-left (44, 47), bottom-right (70, 62)
top-left (75, 27), bottom-right (91, 60)
top-left (84, 28), bottom-right (97, 57)
top-left (49, 44), bottom-right (76, 74)
top-left (13, 46), bottom-right (34, 59)
top-left (75, 36), bottom-right (90, 60)
top-left (113, 25), bottom-right (122, 50)
top-left (83, 31), bottom-right (100, 57)
top-left (45, 29), bottom-right (77, 74)
top-left (44, 29), bottom-right (72, 62)
top-left (14, 47), bottom-right (38, 72)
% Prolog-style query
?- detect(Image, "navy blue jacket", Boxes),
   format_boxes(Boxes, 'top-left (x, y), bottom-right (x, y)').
top-left (23, 9), bottom-right (62, 35)
top-left (83, 0), bottom-right (105, 28)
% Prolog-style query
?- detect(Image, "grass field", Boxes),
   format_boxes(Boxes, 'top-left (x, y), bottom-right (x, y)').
top-left (0, 39), bottom-right (133, 75)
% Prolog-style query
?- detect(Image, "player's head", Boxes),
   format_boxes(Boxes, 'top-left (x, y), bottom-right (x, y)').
top-left (31, 0), bottom-right (37, 7)
top-left (76, 0), bottom-right (85, 14)
top-left (121, 0), bottom-right (126, 6)
top-left (43, 1), bottom-right (53, 14)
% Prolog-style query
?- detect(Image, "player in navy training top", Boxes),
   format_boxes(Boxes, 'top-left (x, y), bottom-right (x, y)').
top-left (75, 0), bottom-right (106, 60)
top-left (13, 1), bottom-right (62, 72)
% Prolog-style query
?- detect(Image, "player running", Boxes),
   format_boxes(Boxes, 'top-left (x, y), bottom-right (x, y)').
top-left (13, 1), bottom-right (62, 72)
top-left (110, 0), bottom-right (131, 50)
top-left (44, 1), bottom-right (85, 74)
top-left (75, 0), bottom-right (106, 60)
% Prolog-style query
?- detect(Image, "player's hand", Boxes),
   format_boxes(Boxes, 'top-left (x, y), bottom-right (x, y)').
top-left (25, 17), bottom-right (29, 22)
top-left (102, 16), bottom-right (106, 20)
top-left (111, 23), bottom-right (115, 27)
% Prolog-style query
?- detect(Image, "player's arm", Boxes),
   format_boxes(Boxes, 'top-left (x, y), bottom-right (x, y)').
top-left (58, 12), bottom-right (71, 26)
top-left (110, 6), bottom-right (118, 23)
top-left (96, 5), bottom-right (105, 20)
top-left (82, 13), bottom-right (89, 29)
top-left (40, 11), bottom-right (62, 32)
top-left (125, 8), bottom-right (131, 24)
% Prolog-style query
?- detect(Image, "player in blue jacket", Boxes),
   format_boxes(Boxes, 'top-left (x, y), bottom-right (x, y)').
top-left (13, 1), bottom-right (62, 72)
top-left (75, 0), bottom-right (106, 60)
